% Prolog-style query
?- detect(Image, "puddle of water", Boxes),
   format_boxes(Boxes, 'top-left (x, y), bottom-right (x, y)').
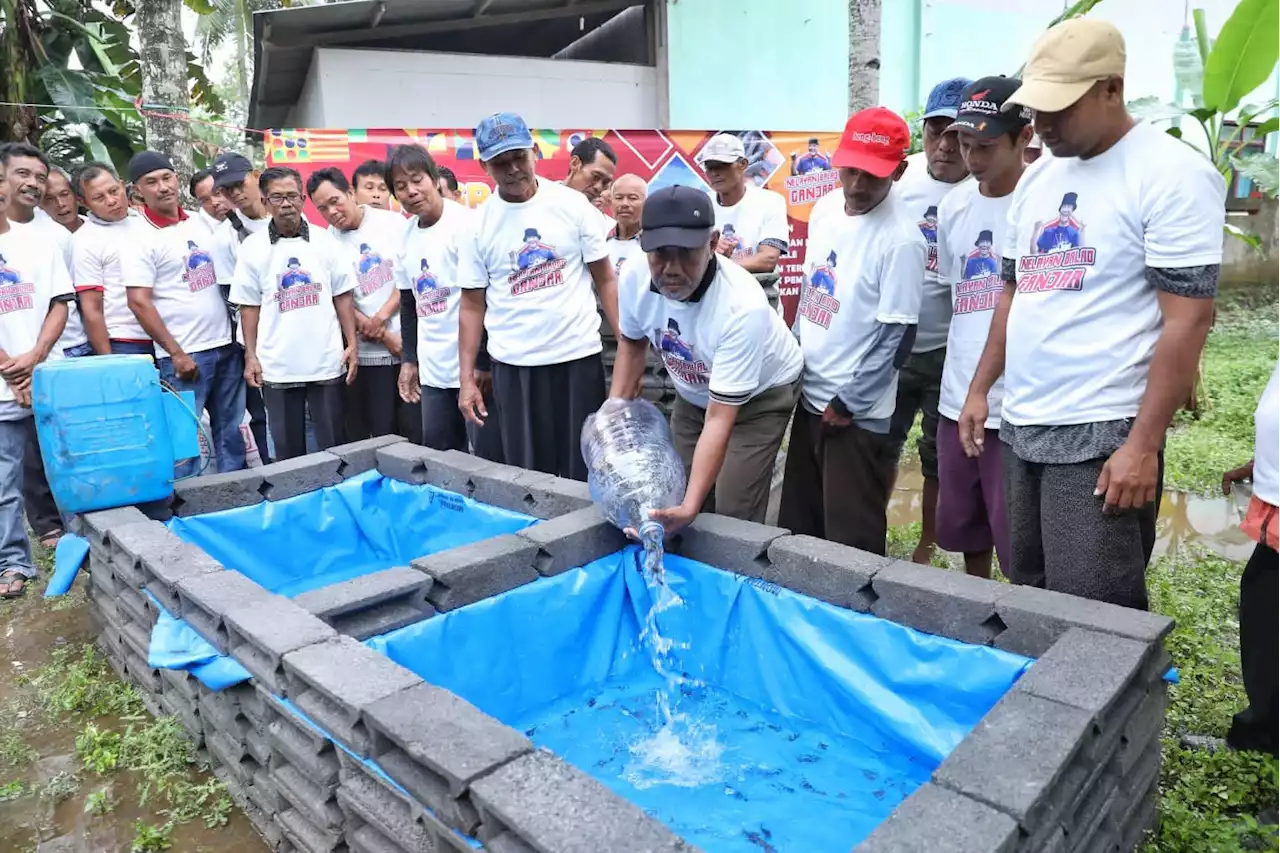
top-left (888, 462), bottom-right (1255, 562)
top-left (0, 580), bottom-right (267, 853)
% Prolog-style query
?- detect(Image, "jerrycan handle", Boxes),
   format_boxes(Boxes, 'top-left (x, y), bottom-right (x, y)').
top-left (158, 381), bottom-right (207, 479)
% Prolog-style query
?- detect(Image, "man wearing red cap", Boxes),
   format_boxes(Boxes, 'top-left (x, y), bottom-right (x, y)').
top-left (779, 108), bottom-right (927, 555)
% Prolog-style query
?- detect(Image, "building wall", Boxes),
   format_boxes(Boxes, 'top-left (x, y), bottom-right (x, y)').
top-left (665, 0), bottom-right (1278, 130)
top-left (306, 48), bottom-right (661, 130)
top-left (286, 55), bottom-right (328, 128)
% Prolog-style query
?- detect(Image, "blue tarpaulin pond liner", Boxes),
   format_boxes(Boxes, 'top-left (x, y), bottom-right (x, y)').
top-left (166, 470), bottom-right (537, 598)
top-left (366, 547), bottom-right (1034, 852)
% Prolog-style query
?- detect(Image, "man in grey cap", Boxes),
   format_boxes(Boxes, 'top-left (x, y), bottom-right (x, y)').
top-left (211, 151), bottom-right (273, 461)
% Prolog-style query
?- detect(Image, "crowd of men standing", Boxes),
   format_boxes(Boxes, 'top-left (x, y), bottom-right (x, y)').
top-left (0, 17), bottom-right (1271, 756)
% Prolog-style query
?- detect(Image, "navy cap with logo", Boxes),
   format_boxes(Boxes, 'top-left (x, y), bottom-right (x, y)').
top-left (640, 186), bottom-right (713, 252)
top-left (948, 76), bottom-right (1033, 138)
top-left (211, 152), bottom-right (254, 189)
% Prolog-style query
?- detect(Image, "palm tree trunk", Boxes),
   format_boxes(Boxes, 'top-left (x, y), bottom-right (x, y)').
top-left (848, 0), bottom-right (882, 113)
top-left (236, 0), bottom-right (250, 110)
top-left (136, 0), bottom-right (195, 183)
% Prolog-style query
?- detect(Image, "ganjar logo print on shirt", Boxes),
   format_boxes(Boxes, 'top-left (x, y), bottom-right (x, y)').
top-left (355, 243), bottom-right (394, 296)
top-left (1019, 191), bottom-right (1096, 294)
top-left (184, 240), bottom-right (218, 292)
top-left (275, 257), bottom-right (322, 312)
top-left (955, 230), bottom-right (1003, 315)
top-left (509, 228), bottom-right (566, 295)
top-left (658, 318), bottom-right (708, 385)
top-left (0, 255), bottom-right (33, 313)
top-left (413, 259), bottom-right (450, 317)
top-left (798, 250), bottom-right (841, 329)
top-left (918, 206), bottom-right (939, 272)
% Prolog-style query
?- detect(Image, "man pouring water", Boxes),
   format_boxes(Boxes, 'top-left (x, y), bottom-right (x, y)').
top-left (607, 186), bottom-right (803, 530)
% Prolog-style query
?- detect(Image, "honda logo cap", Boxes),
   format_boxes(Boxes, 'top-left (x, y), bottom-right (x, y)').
top-left (949, 76), bottom-right (1033, 138)
top-left (640, 185), bottom-right (714, 251)
top-left (831, 108), bottom-right (910, 178)
top-left (696, 133), bottom-right (746, 165)
top-left (475, 112), bottom-right (534, 163)
top-left (1007, 19), bottom-right (1126, 113)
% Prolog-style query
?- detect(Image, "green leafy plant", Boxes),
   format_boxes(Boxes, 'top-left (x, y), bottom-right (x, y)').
top-left (0, 780), bottom-right (26, 801)
top-left (0, 730), bottom-right (35, 768)
top-left (130, 820), bottom-right (172, 853)
top-left (76, 723), bottom-right (122, 774)
top-left (84, 788), bottom-right (113, 816)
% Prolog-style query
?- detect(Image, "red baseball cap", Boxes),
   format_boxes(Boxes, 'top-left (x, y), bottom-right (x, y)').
top-left (832, 108), bottom-right (910, 178)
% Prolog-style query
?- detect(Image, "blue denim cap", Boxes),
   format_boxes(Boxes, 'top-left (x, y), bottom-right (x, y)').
top-left (923, 77), bottom-right (973, 120)
top-left (475, 112), bottom-right (534, 162)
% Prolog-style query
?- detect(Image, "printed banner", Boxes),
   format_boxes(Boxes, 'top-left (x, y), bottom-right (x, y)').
top-left (266, 128), bottom-right (844, 323)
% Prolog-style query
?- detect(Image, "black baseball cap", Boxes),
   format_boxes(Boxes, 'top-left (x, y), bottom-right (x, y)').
top-left (127, 150), bottom-right (174, 184)
top-left (948, 76), bottom-right (1033, 138)
top-left (211, 152), bottom-right (253, 189)
top-left (640, 186), bottom-right (713, 252)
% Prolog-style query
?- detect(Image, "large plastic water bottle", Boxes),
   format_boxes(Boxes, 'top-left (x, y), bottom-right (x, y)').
top-left (581, 398), bottom-right (687, 541)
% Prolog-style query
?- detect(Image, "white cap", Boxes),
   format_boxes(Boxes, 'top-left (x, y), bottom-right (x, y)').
top-left (697, 133), bottom-right (746, 165)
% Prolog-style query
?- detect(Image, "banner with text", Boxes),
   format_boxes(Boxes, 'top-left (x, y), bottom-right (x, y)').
top-left (266, 127), bottom-right (843, 323)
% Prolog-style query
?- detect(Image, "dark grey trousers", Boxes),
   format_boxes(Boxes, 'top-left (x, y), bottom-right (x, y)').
top-left (420, 386), bottom-right (503, 462)
top-left (264, 382), bottom-right (345, 461)
top-left (491, 354), bottom-right (605, 482)
top-left (1001, 443), bottom-right (1161, 611)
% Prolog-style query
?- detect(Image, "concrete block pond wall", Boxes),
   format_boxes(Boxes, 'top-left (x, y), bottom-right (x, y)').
top-left (73, 435), bottom-right (1173, 853)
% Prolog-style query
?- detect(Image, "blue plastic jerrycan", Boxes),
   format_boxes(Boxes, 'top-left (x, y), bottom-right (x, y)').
top-left (32, 355), bottom-right (201, 513)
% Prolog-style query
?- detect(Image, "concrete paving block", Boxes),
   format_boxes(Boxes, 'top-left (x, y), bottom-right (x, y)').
top-left (374, 746), bottom-right (482, 836)
top-left (108, 520), bottom-right (181, 586)
top-left (516, 506), bottom-right (627, 577)
top-left (249, 767), bottom-right (286, 816)
top-left (375, 443), bottom-right (440, 486)
top-left (328, 600), bottom-right (435, 641)
top-left (470, 748), bottom-right (693, 853)
top-left (932, 692), bottom-right (1094, 832)
top-left (198, 690), bottom-right (252, 740)
top-left (412, 535), bottom-right (540, 612)
top-left (268, 716), bottom-right (341, 787)
top-left (277, 807), bottom-right (346, 853)
top-left (207, 728), bottom-right (258, 788)
top-left (420, 448), bottom-right (493, 495)
top-left (854, 782), bottom-right (1020, 852)
top-left (272, 761), bottom-right (344, 829)
top-left (485, 832), bottom-right (537, 853)
top-left (173, 468), bottom-right (266, 516)
top-left (241, 685), bottom-right (275, 729)
top-left (283, 637), bottom-right (423, 756)
top-left (246, 725), bottom-right (273, 768)
top-left (336, 756), bottom-right (435, 853)
top-left (365, 682), bottom-right (532, 797)
top-left (1066, 772), bottom-right (1118, 845)
top-left (326, 435), bottom-right (407, 478)
top-left (1014, 628), bottom-right (1149, 724)
top-left (259, 453), bottom-right (344, 501)
top-left (87, 555), bottom-right (116, 596)
top-left (225, 598), bottom-right (337, 694)
top-left (465, 461), bottom-right (555, 514)
top-left (119, 616), bottom-right (152, 663)
top-left (1113, 688), bottom-right (1168, 778)
top-left (1118, 782), bottom-right (1158, 851)
top-left (671, 513), bottom-right (788, 576)
top-left (142, 539), bottom-right (224, 606)
top-left (293, 567), bottom-right (433, 639)
top-left (176, 570), bottom-right (277, 653)
top-left (158, 691), bottom-right (204, 746)
top-left (871, 561), bottom-right (1008, 645)
top-left (993, 585), bottom-right (1173, 658)
top-left (527, 476), bottom-right (594, 519)
top-left (76, 505), bottom-right (149, 549)
top-left (1120, 740), bottom-right (1162, 802)
top-left (117, 585), bottom-right (152, 631)
top-left (347, 823), bottom-right (410, 853)
top-left (764, 535), bottom-right (891, 611)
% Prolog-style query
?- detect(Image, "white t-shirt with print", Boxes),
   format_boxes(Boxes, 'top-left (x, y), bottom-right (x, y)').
top-left (121, 215), bottom-right (232, 356)
top-left (807, 186), bottom-right (845, 248)
top-left (0, 229), bottom-right (74, 403)
top-left (329, 206), bottom-right (410, 364)
top-left (618, 256), bottom-right (802, 410)
top-left (895, 152), bottom-right (970, 353)
top-left (396, 199), bottom-right (474, 390)
top-left (214, 212), bottom-right (270, 345)
top-left (229, 228), bottom-right (355, 384)
top-left (71, 211), bottom-right (152, 342)
top-left (1002, 121), bottom-right (1225, 427)
top-left (459, 178), bottom-right (608, 367)
top-left (796, 191), bottom-right (927, 416)
top-left (936, 181), bottom-right (1013, 429)
top-left (606, 233), bottom-right (646, 281)
top-left (713, 185), bottom-right (789, 263)
top-left (1253, 364), bottom-right (1279, 507)
top-left (16, 213), bottom-right (84, 355)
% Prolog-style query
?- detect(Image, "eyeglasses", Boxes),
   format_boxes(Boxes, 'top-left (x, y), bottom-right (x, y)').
top-left (267, 192), bottom-right (302, 205)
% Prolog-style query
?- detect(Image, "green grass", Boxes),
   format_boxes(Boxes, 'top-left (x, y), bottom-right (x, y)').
top-left (1165, 305), bottom-right (1279, 495)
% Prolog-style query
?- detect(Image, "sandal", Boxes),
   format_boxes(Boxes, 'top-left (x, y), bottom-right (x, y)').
top-left (38, 530), bottom-right (63, 550)
top-left (0, 572), bottom-right (26, 599)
